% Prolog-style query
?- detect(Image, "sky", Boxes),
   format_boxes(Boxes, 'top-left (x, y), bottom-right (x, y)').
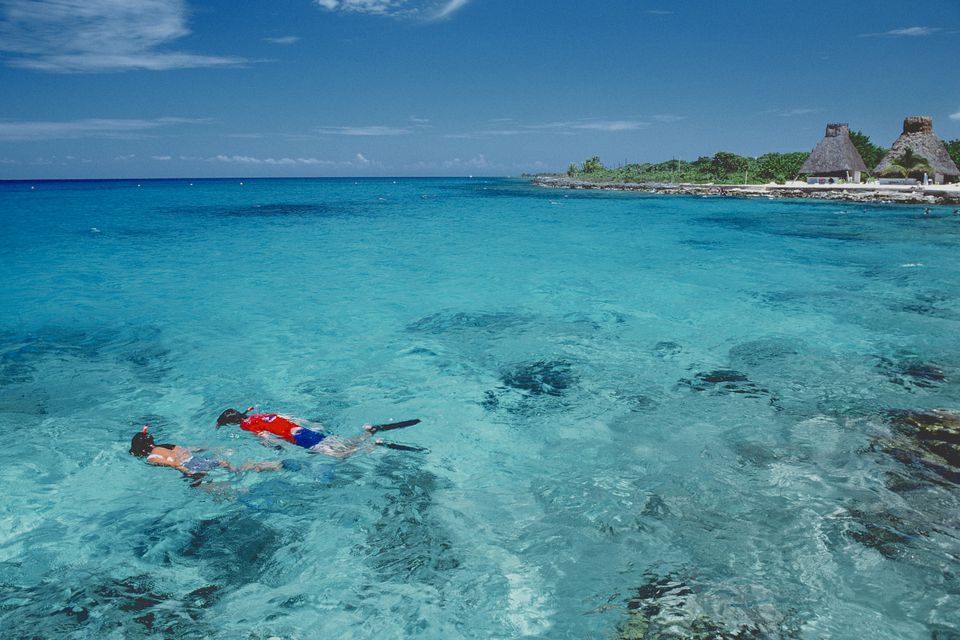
top-left (0, 0), bottom-right (958, 179)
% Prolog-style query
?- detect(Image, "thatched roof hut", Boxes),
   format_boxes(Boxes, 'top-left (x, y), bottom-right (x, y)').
top-left (800, 123), bottom-right (868, 181)
top-left (874, 116), bottom-right (959, 184)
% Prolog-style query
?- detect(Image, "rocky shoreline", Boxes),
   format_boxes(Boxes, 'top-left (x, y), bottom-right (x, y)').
top-left (532, 176), bottom-right (960, 206)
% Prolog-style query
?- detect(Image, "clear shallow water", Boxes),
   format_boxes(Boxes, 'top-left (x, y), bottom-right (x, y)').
top-left (1, 177), bottom-right (960, 639)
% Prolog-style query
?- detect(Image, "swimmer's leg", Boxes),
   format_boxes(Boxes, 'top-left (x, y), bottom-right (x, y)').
top-left (308, 435), bottom-right (373, 458)
top-left (377, 442), bottom-right (429, 453)
top-left (235, 461), bottom-right (283, 472)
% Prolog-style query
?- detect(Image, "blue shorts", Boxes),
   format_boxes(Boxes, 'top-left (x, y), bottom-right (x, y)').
top-left (183, 456), bottom-right (219, 473)
top-left (293, 428), bottom-right (326, 449)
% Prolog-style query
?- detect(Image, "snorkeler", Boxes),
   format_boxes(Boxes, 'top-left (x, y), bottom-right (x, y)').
top-left (215, 408), bottom-right (423, 457)
top-left (129, 426), bottom-right (281, 484)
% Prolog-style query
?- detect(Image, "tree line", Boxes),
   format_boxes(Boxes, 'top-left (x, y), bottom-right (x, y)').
top-left (566, 132), bottom-right (960, 185)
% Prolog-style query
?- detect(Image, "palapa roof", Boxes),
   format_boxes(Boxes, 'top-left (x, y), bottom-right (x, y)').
top-left (874, 116), bottom-right (959, 177)
top-left (800, 123), bottom-right (868, 175)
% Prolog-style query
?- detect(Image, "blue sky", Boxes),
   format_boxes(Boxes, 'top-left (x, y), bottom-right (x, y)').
top-left (1, 0), bottom-right (958, 178)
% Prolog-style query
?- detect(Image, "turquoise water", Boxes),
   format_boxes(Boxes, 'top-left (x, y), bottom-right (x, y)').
top-left (2, 177), bottom-right (960, 639)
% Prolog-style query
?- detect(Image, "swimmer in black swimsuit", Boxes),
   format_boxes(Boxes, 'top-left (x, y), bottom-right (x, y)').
top-left (129, 427), bottom-right (281, 485)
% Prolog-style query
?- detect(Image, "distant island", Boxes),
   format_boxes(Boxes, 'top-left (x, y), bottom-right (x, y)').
top-left (533, 117), bottom-right (960, 205)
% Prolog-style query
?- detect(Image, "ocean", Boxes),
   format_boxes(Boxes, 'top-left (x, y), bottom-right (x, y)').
top-left (1, 177), bottom-right (959, 639)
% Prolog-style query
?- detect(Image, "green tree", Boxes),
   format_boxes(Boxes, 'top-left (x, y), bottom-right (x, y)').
top-left (691, 156), bottom-right (713, 179)
top-left (849, 130), bottom-right (886, 169)
top-left (945, 139), bottom-right (960, 170)
top-left (567, 162), bottom-right (577, 177)
top-left (710, 152), bottom-right (748, 181)
top-left (581, 156), bottom-right (605, 174)
top-left (755, 152), bottom-right (808, 183)
top-left (882, 148), bottom-right (935, 178)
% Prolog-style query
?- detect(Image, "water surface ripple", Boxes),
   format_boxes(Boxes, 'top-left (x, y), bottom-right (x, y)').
top-left (1, 178), bottom-right (959, 638)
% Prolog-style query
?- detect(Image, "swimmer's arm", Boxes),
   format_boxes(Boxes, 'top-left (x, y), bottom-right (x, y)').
top-left (257, 432), bottom-right (286, 451)
top-left (179, 460), bottom-right (233, 475)
top-left (148, 457), bottom-right (197, 475)
top-left (234, 461), bottom-right (283, 472)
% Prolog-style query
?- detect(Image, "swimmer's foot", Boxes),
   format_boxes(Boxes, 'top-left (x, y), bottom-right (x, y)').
top-left (365, 419), bottom-right (421, 434)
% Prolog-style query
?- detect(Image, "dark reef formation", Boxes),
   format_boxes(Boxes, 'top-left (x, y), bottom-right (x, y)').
top-left (613, 573), bottom-right (801, 640)
top-left (482, 359), bottom-right (579, 416)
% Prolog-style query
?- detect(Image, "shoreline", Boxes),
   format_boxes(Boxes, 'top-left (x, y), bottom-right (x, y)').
top-left (531, 176), bottom-right (960, 205)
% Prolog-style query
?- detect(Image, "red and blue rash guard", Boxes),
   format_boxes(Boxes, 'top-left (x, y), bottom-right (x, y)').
top-left (240, 413), bottom-right (326, 448)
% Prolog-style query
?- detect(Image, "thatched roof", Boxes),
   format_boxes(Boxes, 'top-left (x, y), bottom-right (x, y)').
top-left (874, 116), bottom-right (959, 177)
top-left (800, 124), bottom-right (868, 175)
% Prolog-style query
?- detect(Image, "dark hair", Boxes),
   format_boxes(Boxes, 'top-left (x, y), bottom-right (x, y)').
top-left (216, 408), bottom-right (245, 427)
top-left (130, 432), bottom-right (155, 457)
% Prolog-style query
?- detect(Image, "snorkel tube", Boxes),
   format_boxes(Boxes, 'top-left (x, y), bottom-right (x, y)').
top-left (129, 425), bottom-right (155, 457)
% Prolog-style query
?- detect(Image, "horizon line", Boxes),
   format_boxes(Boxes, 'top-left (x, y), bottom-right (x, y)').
top-left (0, 175), bottom-right (517, 183)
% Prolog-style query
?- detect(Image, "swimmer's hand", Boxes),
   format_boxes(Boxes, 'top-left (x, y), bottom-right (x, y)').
top-left (258, 434), bottom-right (285, 451)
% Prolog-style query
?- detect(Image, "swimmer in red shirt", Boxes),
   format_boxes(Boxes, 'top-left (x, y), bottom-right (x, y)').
top-left (215, 408), bottom-right (421, 458)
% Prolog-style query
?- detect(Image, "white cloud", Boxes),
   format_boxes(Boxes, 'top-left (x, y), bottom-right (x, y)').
top-left (570, 120), bottom-right (650, 131)
top-left (151, 155), bottom-right (172, 160)
top-left (860, 26), bottom-right (940, 37)
top-left (213, 155), bottom-right (297, 165)
top-left (315, 0), bottom-right (396, 14)
top-left (772, 108), bottom-right (819, 117)
top-left (212, 154), bottom-right (373, 166)
top-left (313, 0), bottom-right (470, 20)
top-left (264, 35), bottom-right (300, 45)
top-left (295, 157), bottom-right (337, 165)
top-left (210, 153), bottom-right (382, 169)
top-left (447, 117), bottom-right (654, 139)
top-left (442, 153), bottom-right (488, 170)
top-left (950, 111), bottom-right (960, 121)
top-left (435, 0), bottom-right (468, 19)
top-left (315, 125), bottom-right (411, 136)
top-left (653, 114), bottom-right (685, 123)
top-left (14, 52), bottom-right (244, 72)
top-left (444, 128), bottom-right (525, 139)
top-left (529, 119), bottom-right (651, 132)
top-left (0, 117), bottom-right (210, 140)
top-left (0, 0), bottom-right (247, 72)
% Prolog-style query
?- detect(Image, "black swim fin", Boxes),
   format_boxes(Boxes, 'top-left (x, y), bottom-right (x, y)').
top-left (369, 418), bottom-right (421, 433)
top-left (380, 442), bottom-right (428, 453)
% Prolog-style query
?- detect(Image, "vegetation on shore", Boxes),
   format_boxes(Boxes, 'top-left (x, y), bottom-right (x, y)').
top-left (947, 139), bottom-right (960, 169)
top-left (562, 131), bottom-right (960, 185)
top-left (566, 152), bottom-right (808, 185)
